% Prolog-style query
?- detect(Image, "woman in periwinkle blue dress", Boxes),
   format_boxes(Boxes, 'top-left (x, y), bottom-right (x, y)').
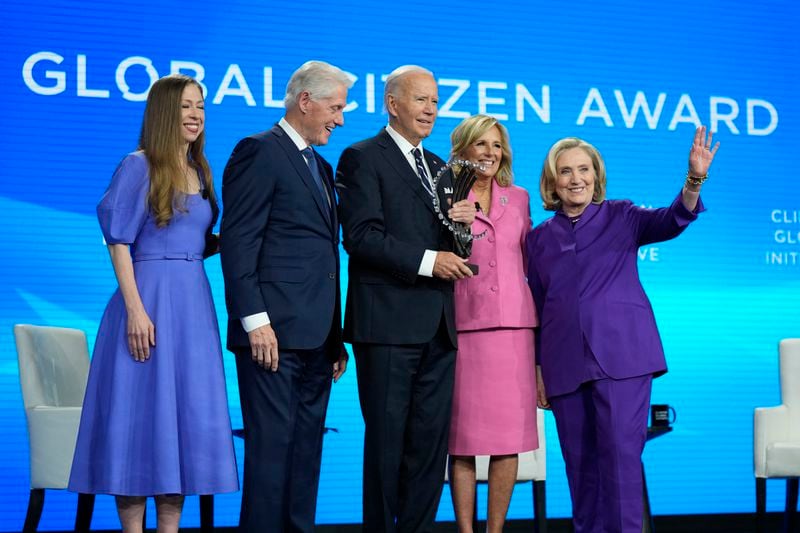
top-left (69, 74), bottom-right (238, 533)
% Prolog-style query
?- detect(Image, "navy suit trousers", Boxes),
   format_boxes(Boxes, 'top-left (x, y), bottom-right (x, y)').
top-left (235, 345), bottom-right (333, 533)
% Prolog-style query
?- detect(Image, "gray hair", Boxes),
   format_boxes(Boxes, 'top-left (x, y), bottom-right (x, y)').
top-left (284, 60), bottom-right (353, 108)
top-left (384, 65), bottom-right (434, 101)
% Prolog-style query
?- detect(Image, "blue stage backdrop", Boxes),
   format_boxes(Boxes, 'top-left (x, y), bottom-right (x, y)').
top-left (2, 0), bottom-right (798, 529)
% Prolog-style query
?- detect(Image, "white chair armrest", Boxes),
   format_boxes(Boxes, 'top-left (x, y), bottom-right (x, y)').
top-left (26, 406), bottom-right (82, 489)
top-left (754, 405), bottom-right (788, 477)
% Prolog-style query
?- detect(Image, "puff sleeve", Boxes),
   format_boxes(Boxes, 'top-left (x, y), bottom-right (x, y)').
top-left (96, 152), bottom-right (150, 244)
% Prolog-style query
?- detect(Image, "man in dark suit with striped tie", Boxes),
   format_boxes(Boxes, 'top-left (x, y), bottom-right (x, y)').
top-left (336, 65), bottom-right (476, 532)
top-left (220, 60), bottom-right (352, 533)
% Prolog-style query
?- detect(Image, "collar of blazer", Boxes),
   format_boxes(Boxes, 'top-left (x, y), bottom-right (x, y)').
top-left (555, 199), bottom-right (601, 231)
top-left (548, 200), bottom-right (603, 251)
top-left (471, 178), bottom-right (509, 228)
top-left (376, 128), bottom-right (444, 215)
top-left (271, 124), bottom-right (335, 231)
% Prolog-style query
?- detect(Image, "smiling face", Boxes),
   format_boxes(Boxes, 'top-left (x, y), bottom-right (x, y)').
top-left (462, 125), bottom-right (503, 181)
top-left (555, 147), bottom-right (596, 216)
top-left (297, 83), bottom-right (348, 146)
top-left (180, 83), bottom-right (204, 147)
top-left (387, 71), bottom-right (438, 145)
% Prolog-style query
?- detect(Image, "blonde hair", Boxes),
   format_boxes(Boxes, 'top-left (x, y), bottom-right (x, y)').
top-left (450, 114), bottom-right (513, 186)
top-left (138, 74), bottom-right (215, 227)
top-left (539, 137), bottom-right (606, 211)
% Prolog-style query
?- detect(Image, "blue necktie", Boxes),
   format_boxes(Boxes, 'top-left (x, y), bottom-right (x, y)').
top-left (412, 148), bottom-right (434, 197)
top-left (301, 147), bottom-right (330, 207)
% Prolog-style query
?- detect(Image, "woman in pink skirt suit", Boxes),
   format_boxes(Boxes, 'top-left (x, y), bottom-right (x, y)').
top-left (447, 114), bottom-right (540, 533)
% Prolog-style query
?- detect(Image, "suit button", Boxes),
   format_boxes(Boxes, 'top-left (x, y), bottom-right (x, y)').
top-left (491, 286), bottom-right (498, 292)
top-left (328, 272), bottom-right (335, 280)
top-left (489, 260), bottom-right (497, 267)
top-left (488, 236), bottom-right (495, 243)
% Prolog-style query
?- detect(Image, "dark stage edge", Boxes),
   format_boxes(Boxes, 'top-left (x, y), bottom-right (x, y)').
top-left (23, 512), bottom-right (790, 533)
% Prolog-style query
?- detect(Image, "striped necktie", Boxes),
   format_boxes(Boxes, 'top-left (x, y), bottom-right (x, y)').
top-left (412, 148), bottom-right (434, 197)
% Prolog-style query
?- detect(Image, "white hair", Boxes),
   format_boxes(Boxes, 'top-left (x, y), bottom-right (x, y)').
top-left (384, 65), bottom-right (434, 101)
top-left (284, 60), bottom-right (353, 108)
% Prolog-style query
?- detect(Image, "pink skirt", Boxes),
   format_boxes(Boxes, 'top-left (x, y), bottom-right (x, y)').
top-left (448, 327), bottom-right (538, 456)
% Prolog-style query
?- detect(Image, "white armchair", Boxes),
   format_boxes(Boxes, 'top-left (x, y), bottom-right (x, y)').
top-left (754, 338), bottom-right (800, 533)
top-left (447, 407), bottom-right (547, 532)
top-left (14, 324), bottom-right (94, 532)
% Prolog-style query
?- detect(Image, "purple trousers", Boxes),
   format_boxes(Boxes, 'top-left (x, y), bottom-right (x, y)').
top-left (549, 374), bottom-right (652, 533)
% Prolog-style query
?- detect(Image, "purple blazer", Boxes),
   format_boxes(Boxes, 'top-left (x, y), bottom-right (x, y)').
top-left (525, 192), bottom-right (704, 397)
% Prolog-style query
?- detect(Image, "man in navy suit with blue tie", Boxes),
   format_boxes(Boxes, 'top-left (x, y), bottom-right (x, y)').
top-left (220, 60), bottom-right (352, 533)
top-left (336, 65), bottom-right (476, 532)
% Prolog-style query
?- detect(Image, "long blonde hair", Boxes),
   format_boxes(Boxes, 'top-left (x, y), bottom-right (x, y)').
top-left (138, 74), bottom-right (215, 227)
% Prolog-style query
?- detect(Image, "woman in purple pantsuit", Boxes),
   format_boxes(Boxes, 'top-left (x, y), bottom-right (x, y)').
top-left (526, 127), bottom-right (718, 532)
top-left (69, 75), bottom-right (238, 533)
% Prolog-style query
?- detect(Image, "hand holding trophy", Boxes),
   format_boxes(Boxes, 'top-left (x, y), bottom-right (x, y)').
top-left (432, 159), bottom-right (487, 274)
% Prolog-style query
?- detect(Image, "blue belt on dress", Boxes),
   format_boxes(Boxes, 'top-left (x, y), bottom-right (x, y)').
top-left (132, 252), bottom-right (204, 262)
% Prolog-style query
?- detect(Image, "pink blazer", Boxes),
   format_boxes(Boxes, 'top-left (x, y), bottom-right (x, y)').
top-left (454, 180), bottom-right (538, 332)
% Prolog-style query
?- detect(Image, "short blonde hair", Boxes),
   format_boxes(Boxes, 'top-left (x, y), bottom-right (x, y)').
top-left (450, 114), bottom-right (513, 187)
top-left (539, 137), bottom-right (607, 211)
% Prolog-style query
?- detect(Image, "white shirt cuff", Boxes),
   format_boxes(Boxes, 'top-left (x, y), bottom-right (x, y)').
top-left (418, 249), bottom-right (437, 277)
top-left (241, 312), bottom-right (270, 333)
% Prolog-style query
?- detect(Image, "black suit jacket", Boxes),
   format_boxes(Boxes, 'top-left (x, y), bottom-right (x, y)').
top-left (220, 124), bottom-right (342, 357)
top-left (336, 128), bottom-right (457, 347)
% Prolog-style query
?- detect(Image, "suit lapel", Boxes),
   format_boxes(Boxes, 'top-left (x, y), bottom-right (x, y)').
top-left (376, 129), bottom-right (437, 214)
top-left (552, 213), bottom-right (577, 253)
top-left (468, 180), bottom-right (507, 231)
top-left (272, 126), bottom-right (334, 232)
top-left (489, 179), bottom-right (508, 223)
top-left (469, 188), bottom-right (492, 229)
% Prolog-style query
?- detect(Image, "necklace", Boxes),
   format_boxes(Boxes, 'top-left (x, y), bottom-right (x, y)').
top-left (181, 164), bottom-right (201, 194)
top-left (475, 190), bottom-right (491, 215)
top-left (473, 182), bottom-right (492, 215)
